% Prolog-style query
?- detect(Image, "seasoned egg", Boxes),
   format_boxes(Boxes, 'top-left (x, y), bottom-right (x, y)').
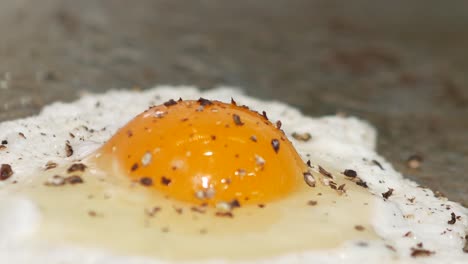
top-left (13, 98), bottom-right (376, 261)
top-left (0, 87), bottom-right (466, 264)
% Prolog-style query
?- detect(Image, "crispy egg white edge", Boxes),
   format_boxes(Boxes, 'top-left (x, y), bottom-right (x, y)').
top-left (0, 86), bottom-right (466, 264)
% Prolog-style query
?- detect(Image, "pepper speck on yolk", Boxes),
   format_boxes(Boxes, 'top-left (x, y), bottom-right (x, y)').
top-left (95, 99), bottom-right (307, 206)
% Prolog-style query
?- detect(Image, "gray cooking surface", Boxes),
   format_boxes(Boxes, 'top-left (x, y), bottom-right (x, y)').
top-left (1, 0), bottom-right (467, 205)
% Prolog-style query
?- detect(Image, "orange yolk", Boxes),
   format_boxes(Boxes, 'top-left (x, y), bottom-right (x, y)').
top-left (95, 98), bottom-right (307, 206)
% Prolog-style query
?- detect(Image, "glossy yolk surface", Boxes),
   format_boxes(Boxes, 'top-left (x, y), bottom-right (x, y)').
top-left (95, 99), bottom-right (307, 206)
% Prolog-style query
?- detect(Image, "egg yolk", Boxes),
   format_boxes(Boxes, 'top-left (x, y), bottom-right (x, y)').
top-left (95, 98), bottom-right (307, 206)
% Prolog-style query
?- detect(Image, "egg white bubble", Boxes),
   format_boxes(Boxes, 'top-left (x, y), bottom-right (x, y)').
top-left (0, 86), bottom-right (467, 263)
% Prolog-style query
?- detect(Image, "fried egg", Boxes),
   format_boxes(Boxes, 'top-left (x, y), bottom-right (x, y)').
top-left (0, 86), bottom-right (466, 264)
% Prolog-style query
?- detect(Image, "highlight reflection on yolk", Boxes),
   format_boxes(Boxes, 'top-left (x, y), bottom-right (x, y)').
top-left (96, 98), bottom-right (306, 206)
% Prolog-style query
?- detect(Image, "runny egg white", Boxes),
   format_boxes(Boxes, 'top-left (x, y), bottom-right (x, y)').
top-left (0, 86), bottom-right (467, 264)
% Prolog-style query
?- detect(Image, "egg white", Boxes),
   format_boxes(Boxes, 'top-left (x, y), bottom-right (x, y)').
top-left (0, 86), bottom-right (467, 264)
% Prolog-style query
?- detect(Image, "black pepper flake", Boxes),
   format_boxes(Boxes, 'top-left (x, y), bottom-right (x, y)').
top-left (229, 199), bottom-right (241, 209)
top-left (18, 132), bottom-right (26, 139)
top-left (385, 245), bottom-right (396, 252)
top-left (307, 200), bottom-right (318, 206)
top-left (262, 111), bottom-right (269, 120)
top-left (67, 163), bottom-right (87, 173)
top-left (258, 204), bottom-right (265, 208)
top-left (140, 177), bottom-right (153, 186)
top-left (197, 97), bottom-right (213, 106)
top-left (447, 212), bottom-right (457, 225)
top-left (354, 225), bottom-right (365, 231)
top-left (145, 207), bottom-right (161, 217)
top-left (318, 166), bottom-right (333, 178)
top-left (127, 130), bottom-right (133, 137)
top-left (215, 211), bottom-right (234, 218)
top-left (211, 135), bottom-right (216, 140)
top-left (303, 172), bottom-right (316, 187)
top-left (306, 160), bottom-right (312, 168)
top-left (0, 164), bottom-right (13, 180)
top-left (65, 175), bottom-right (84, 184)
top-left (355, 178), bottom-right (368, 188)
top-left (65, 141), bottom-right (73, 157)
top-left (161, 176), bottom-right (172, 186)
top-left (403, 231), bottom-right (413, 237)
top-left (191, 206), bottom-right (206, 214)
top-left (338, 184), bottom-right (346, 191)
top-left (163, 99), bottom-right (177, 107)
top-left (232, 114), bottom-right (244, 126)
top-left (174, 207), bottom-right (183, 214)
top-left (44, 161), bottom-right (58, 170)
top-left (291, 132), bottom-right (312, 142)
top-left (69, 132), bottom-right (75, 138)
top-left (131, 163), bottom-right (139, 171)
top-left (411, 248), bottom-right (435, 257)
top-left (372, 159), bottom-right (384, 170)
top-left (271, 139), bottom-right (280, 153)
top-left (343, 169), bottom-right (357, 177)
top-left (231, 98), bottom-right (237, 105)
top-left (1, 140), bottom-right (7, 145)
top-left (88, 210), bottom-right (99, 217)
top-left (276, 120), bottom-right (282, 129)
top-left (382, 188), bottom-right (394, 199)
top-left (221, 178), bottom-right (231, 185)
top-left (88, 210), bottom-right (102, 217)
top-left (250, 135), bottom-right (257, 142)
